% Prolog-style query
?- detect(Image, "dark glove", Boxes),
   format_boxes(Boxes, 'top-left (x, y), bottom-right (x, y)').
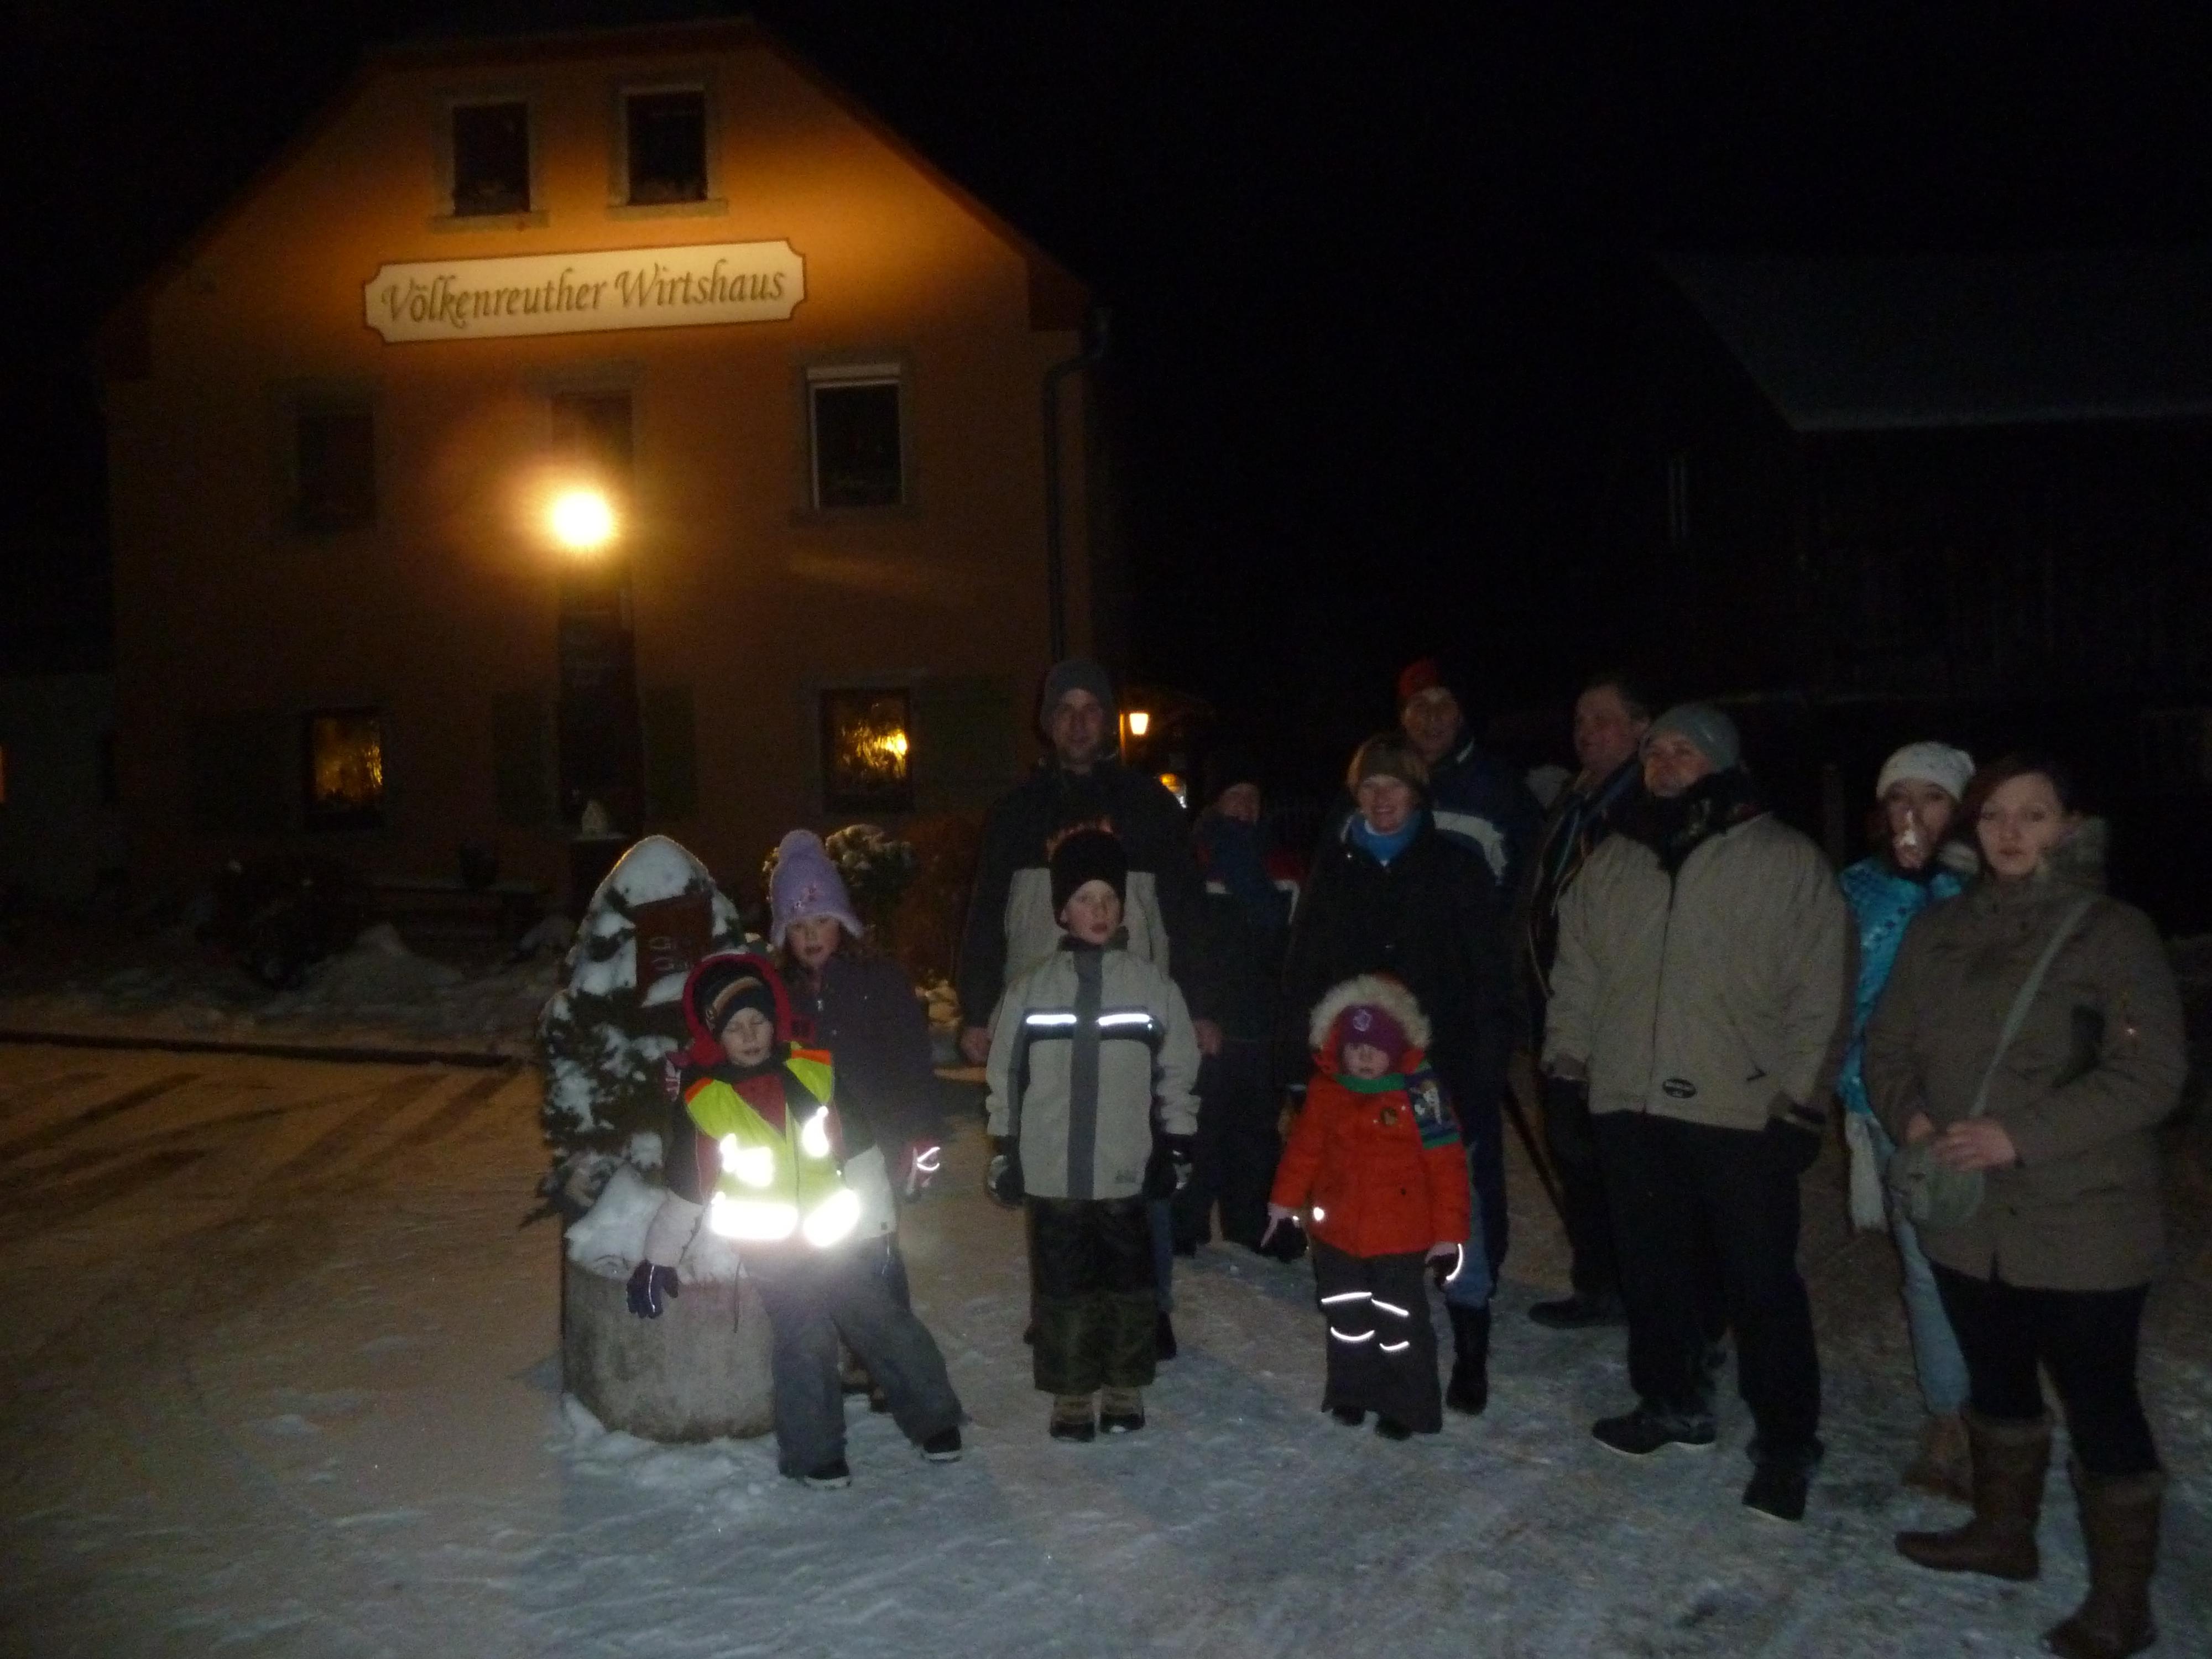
top-left (984, 1138), bottom-right (1025, 1208)
top-left (1142, 1133), bottom-right (1197, 1201)
top-left (626, 1261), bottom-right (681, 1319)
top-left (1259, 1213), bottom-right (1308, 1263)
top-left (1766, 1115), bottom-right (1823, 1175)
top-left (1164, 1133), bottom-right (1197, 1194)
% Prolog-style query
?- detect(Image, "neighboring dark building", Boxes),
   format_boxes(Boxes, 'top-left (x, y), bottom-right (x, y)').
top-left (1620, 252), bottom-right (2212, 924)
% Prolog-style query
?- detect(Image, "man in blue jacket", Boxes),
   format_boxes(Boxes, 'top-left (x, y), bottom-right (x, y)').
top-left (1394, 656), bottom-right (1541, 896)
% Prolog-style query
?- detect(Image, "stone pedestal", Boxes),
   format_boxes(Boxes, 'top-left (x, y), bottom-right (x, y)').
top-left (561, 1256), bottom-right (775, 1441)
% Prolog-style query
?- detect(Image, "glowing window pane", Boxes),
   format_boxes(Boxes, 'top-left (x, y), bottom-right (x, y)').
top-left (304, 711), bottom-right (384, 830)
top-left (820, 689), bottom-right (914, 812)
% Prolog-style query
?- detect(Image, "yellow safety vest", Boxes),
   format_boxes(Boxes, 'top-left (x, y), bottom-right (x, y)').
top-left (682, 1051), bottom-right (861, 1248)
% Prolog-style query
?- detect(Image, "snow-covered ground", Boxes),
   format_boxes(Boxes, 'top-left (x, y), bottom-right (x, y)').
top-left (0, 1043), bottom-right (2204, 1658)
top-left (0, 919), bottom-right (561, 1059)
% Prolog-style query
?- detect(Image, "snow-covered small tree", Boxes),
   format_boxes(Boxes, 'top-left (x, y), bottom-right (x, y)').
top-left (535, 834), bottom-right (754, 1215)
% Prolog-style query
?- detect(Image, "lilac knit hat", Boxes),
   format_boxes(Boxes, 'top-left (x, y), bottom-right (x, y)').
top-left (769, 830), bottom-right (865, 947)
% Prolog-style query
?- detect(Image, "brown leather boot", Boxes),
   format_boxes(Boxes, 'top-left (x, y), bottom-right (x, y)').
top-left (1895, 1410), bottom-right (2050, 1580)
top-left (1902, 1412), bottom-right (1974, 1503)
top-left (2044, 1459), bottom-right (2163, 1659)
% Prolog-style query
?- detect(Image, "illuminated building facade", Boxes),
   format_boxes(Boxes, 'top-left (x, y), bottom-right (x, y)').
top-left (101, 18), bottom-right (1099, 902)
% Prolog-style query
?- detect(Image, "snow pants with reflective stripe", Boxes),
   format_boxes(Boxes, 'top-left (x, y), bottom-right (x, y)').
top-left (1312, 1241), bottom-right (1441, 1433)
top-left (749, 1245), bottom-right (964, 1477)
top-left (1028, 1196), bottom-right (1158, 1395)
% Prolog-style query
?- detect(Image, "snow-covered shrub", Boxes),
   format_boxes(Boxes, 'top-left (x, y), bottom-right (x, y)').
top-left (536, 836), bottom-right (755, 1210)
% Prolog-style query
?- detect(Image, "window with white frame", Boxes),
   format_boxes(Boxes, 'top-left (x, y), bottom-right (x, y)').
top-left (807, 364), bottom-right (904, 509)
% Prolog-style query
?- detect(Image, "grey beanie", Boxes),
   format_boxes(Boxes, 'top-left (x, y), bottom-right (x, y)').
top-left (1040, 658), bottom-right (1116, 722)
top-left (1644, 702), bottom-right (1742, 772)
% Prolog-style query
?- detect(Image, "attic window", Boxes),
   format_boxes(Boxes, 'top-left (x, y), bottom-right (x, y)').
top-left (625, 90), bottom-right (707, 205)
top-left (452, 101), bottom-right (530, 217)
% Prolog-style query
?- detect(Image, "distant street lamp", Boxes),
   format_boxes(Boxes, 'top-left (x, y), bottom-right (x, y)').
top-left (549, 486), bottom-right (618, 554)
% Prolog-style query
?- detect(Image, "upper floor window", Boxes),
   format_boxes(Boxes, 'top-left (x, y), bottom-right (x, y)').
top-left (624, 90), bottom-right (707, 204)
top-left (451, 101), bottom-right (531, 217)
top-left (550, 389), bottom-right (634, 490)
top-left (808, 365), bottom-right (904, 509)
top-left (295, 404), bottom-right (376, 534)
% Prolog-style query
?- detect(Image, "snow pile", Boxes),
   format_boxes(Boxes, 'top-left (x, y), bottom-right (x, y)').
top-left (295, 923), bottom-right (464, 1007)
top-left (562, 1165), bottom-right (743, 1283)
top-left (538, 834), bottom-right (755, 1166)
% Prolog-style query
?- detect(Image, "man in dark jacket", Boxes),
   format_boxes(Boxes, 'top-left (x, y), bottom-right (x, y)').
top-left (1394, 656), bottom-right (1542, 895)
top-left (1514, 672), bottom-right (1650, 1329)
top-left (957, 660), bottom-right (1215, 1061)
top-left (956, 658), bottom-right (1216, 1355)
top-left (1176, 749), bottom-right (1292, 1251)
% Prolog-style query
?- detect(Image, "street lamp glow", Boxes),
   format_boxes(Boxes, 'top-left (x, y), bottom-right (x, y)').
top-left (549, 487), bottom-right (617, 552)
top-left (1126, 709), bottom-right (1151, 737)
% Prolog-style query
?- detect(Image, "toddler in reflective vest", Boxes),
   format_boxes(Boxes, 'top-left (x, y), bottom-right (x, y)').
top-left (1265, 975), bottom-right (1469, 1438)
top-left (983, 829), bottom-right (1202, 1441)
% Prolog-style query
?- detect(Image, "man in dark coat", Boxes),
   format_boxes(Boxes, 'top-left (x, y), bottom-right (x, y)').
top-left (1512, 672), bottom-right (1651, 1329)
top-left (1392, 656), bottom-right (1542, 896)
top-left (957, 660), bottom-right (1215, 1062)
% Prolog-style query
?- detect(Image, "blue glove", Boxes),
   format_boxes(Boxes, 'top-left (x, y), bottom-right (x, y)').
top-left (627, 1261), bottom-right (681, 1319)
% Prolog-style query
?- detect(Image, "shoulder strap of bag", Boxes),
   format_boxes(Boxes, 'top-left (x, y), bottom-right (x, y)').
top-left (1968, 895), bottom-right (2097, 1118)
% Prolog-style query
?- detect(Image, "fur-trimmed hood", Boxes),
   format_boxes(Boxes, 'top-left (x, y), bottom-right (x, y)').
top-left (1307, 973), bottom-right (1431, 1055)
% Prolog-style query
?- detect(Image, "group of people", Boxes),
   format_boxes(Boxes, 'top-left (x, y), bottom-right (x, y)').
top-left (626, 652), bottom-right (2185, 1659)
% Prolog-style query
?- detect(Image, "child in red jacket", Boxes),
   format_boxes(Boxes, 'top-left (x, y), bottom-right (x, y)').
top-left (1264, 974), bottom-right (1469, 1438)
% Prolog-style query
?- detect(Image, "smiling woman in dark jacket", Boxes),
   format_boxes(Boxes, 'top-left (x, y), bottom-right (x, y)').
top-left (1279, 733), bottom-right (1512, 1416)
top-left (1865, 755), bottom-right (2185, 1659)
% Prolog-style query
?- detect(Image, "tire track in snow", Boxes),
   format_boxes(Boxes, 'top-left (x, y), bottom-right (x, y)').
top-left (0, 1070), bottom-right (200, 1163)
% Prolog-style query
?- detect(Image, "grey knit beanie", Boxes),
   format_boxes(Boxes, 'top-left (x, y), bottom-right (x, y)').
top-left (1643, 703), bottom-right (1742, 772)
top-left (1040, 658), bottom-right (1116, 723)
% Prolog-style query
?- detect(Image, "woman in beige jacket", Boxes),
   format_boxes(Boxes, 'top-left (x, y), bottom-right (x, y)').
top-left (1864, 754), bottom-right (2184, 1659)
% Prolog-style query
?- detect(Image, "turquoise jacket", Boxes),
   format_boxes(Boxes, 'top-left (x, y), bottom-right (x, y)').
top-left (1834, 855), bottom-right (1965, 1117)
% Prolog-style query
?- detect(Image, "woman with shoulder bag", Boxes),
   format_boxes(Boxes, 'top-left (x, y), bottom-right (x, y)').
top-left (1863, 755), bottom-right (2185, 1659)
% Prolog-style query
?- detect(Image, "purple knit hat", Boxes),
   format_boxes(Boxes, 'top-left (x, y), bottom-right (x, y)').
top-left (769, 830), bottom-right (865, 947)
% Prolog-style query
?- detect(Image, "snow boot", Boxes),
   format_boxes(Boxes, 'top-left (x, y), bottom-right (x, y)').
top-left (1896, 1411), bottom-right (2050, 1581)
top-left (1446, 1303), bottom-right (1491, 1416)
top-left (1592, 1401), bottom-right (1717, 1457)
top-left (1743, 1438), bottom-right (1824, 1524)
top-left (1527, 1290), bottom-right (1625, 1329)
top-left (1100, 1387), bottom-right (1146, 1434)
top-left (1902, 1412), bottom-right (1973, 1503)
top-left (1330, 1405), bottom-right (1366, 1427)
top-left (802, 1458), bottom-right (852, 1490)
top-left (1050, 1394), bottom-right (1097, 1443)
top-left (1374, 1416), bottom-right (1415, 1442)
top-left (921, 1427), bottom-right (963, 1463)
top-left (2043, 1459), bottom-right (2163, 1659)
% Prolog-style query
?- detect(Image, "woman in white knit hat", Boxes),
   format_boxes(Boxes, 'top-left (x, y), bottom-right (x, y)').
top-left (1834, 741), bottom-right (1978, 1499)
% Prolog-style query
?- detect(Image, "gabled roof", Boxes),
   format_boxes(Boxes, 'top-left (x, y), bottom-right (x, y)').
top-left (99, 14), bottom-right (1086, 376)
top-left (1662, 250), bottom-right (2212, 432)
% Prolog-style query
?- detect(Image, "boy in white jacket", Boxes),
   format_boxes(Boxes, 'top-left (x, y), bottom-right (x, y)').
top-left (984, 830), bottom-right (1201, 1441)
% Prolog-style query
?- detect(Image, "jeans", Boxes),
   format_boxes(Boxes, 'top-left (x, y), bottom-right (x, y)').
top-left (1147, 1199), bottom-right (1175, 1312)
top-left (1594, 1110), bottom-right (1822, 1457)
top-left (1867, 1118), bottom-right (1969, 1416)
top-left (1173, 1038), bottom-right (1281, 1249)
top-left (748, 1245), bottom-right (964, 1477)
top-left (1441, 1156), bottom-right (1494, 1310)
top-left (1931, 1264), bottom-right (2159, 1477)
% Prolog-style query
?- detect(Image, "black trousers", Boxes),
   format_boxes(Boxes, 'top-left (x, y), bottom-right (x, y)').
top-left (1174, 1038), bottom-right (1281, 1249)
top-left (1931, 1264), bottom-right (2159, 1477)
top-left (1594, 1111), bottom-right (1821, 1456)
top-left (1311, 1241), bottom-right (1442, 1432)
top-left (1540, 1077), bottom-right (1619, 1299)
top-left (1027, 1196), bottom-right (1158, 1395)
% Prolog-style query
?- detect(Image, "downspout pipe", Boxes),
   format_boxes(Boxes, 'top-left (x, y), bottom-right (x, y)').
top-left (1042, 309), bottom-right (1109, 663)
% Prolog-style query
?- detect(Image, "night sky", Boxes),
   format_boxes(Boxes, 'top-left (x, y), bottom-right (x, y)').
top-left (10, 1), bottom-right (2212, 771)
